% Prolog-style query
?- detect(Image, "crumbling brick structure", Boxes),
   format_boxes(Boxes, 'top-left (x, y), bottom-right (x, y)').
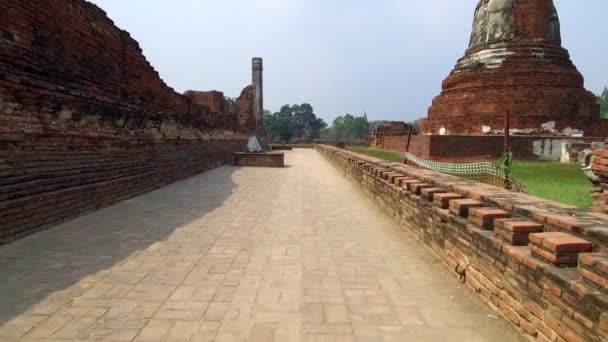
top-left (0, 0), bottom-right (256, 243)
top-left (184, 90), bottom-right (227, 113)
top-left (318, 144), bottom-right (608, 341)
top-left (420, 0), bottom-right (605, 136)
top-left (370, 122), bottom-right (413, 151)
top-left (591, 149), bottom-right (608, 214)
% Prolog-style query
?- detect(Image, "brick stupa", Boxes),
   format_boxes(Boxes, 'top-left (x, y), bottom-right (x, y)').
top-left (420, 0), bottom-right (603, 136)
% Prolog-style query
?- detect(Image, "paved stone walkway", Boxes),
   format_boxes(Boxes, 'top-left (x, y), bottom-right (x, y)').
top-left (0, 149), bottom-right (523, 341)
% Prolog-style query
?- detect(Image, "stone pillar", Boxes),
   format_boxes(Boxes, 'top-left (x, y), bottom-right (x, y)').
top-left (252, 57), bottom-right (264, 135)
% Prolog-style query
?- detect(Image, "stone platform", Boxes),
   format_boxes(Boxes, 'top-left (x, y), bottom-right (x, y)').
top-left (233, 152), bottom-right (285, 167)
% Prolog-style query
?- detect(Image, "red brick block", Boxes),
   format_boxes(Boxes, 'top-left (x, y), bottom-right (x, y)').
top-left (433, 193), bottom-right (463, 209)
top-left (379, 170), bottom-right (392, 179)
top-left (530, 232), bottom-right (593, 253)
top-left (468, 207), bottom-right (510, 230)
top-left (385, 172), bottom-right (402, 181)
top-left (392, 176), bottom-right (410, 186)
top-left (496, 229), bottom-right (532, 246)
top-left (420, 187), bottom-right (446, 200)
top-left (401, 179), bottom-right (422, 191)
top-left (410, 183), bottom-right (432, 195)
top-left (495, 219), bottom-right (544, 233)
top-left (494, 219), bottom-right (544, 245)
top-left (529, 232), bottom-right (592, 267)
top-left (530, 245), bottom-right (579, 266)
top-left (449, 199), bottom-right (484, 217)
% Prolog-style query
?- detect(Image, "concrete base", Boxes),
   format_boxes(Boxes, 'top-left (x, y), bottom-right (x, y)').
top-left (233, 152), bottom-right (285, 167)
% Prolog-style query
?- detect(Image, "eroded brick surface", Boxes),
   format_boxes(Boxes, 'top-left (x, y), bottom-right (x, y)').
top-left (0, 0), bottom-right (256, 243)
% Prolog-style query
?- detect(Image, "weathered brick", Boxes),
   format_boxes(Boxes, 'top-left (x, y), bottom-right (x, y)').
top-left (410, 183), bottom-right (432, 195)
top-left (420, 187), bottom-right (446, 200)
top-left (430, 193), bottom-right (460, 209)
top-left (468, 207), bottom-right (511, 230)
top-left (449, 199), bottom-right (484, 217)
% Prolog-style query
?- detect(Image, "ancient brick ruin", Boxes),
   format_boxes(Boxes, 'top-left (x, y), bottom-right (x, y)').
top-left (0, 0), bottom-right (258, 243)
top-left (370, 121), bottom-right (413, 151)
top-left (318, 144), bottom-right (608, 341)
top-left (420, 0), bottom-right (604, 136)
top-left (591, 149), bottom-right (608, 214)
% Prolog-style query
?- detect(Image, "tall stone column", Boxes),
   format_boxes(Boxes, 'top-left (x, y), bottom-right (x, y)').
top-left (252, 57), bottom-right (264, 135)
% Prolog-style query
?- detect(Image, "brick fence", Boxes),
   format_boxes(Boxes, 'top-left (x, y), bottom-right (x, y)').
top-left (317, 144), bottom-right (608, 341)
top-left (0, 0), bottom-right (254, 243)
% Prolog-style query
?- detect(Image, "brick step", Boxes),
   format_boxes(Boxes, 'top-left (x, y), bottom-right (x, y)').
top-left (421, 187), bottom-right (446, 201)
top-left (433, 193), bottom-right (463, 209)
top-left (449, 199), bottom-right (484, 218)
top-left (384, 172), bottom-right (402, 181)
top-left (468, 207), bottom-right (511, 230)
top-left (410, 183), bottom-right (432, 195)
top-left (529, 232), bottom-right (593, 267)
top-left (401, 179), bottom-right (423, 191)
top-left (494, 218), bottom-right (544, 245)
top-left (577, 253), bottom-right (608, 293)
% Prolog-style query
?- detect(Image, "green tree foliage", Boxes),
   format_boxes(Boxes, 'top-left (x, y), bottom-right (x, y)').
top-left (599, 86), bottom-right (608, 118)
top-left (263, 104), bottom-right (327, 142)
top-left (321, 114), bottom-right (370, 142)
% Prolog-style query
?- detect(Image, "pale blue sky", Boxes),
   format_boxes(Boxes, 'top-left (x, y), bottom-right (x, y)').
top-left (90, 0), bottom-right (607, 123)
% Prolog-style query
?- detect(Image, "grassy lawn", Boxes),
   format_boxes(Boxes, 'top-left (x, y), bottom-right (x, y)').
top-left (346, 146), bottom-right (592, 209)
top-left (347, 146), bottom-right (405, 163)
top-left (511, 161), bottom-right (592, 209)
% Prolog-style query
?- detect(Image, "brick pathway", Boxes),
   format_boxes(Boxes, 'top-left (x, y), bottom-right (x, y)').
top-left (0, 149), bottom-right (523, 341)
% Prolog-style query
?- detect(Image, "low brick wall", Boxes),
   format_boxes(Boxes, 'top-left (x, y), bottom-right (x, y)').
top-left (386, 135), bottom-right (605, 161)
top-left (317, 144), bottom-right (608, 342)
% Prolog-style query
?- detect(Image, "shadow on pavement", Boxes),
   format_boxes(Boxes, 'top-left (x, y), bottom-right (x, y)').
top-left (0, 166), bottom-right (238, 326)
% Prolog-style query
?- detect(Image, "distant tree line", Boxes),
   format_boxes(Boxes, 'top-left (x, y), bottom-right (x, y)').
top-left (264, 104), bottom-right (327, 142)
top-left (263, 103), bottom-right (422, 143)
top-left (321, 114), bottom-right (370, 142)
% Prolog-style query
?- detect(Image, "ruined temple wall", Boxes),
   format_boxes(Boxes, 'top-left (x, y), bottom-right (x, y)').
top-left (317, 144), bottom-right (608, 342)
top-left (185, 90), bottom-right (227, 114)
top-left (0, 0), bottom-right (251, 243)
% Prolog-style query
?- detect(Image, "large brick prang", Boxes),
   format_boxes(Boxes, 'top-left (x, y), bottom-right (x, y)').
top-left (420, 0), bottom-right (605, 135)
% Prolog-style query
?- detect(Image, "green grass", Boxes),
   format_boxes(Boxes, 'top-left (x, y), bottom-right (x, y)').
top-left (346, 146), bottom-right (593, 209)
top-left (346, 146), bottom-right (405, 163)
top-left (511, 161), bottom-right (592, 209)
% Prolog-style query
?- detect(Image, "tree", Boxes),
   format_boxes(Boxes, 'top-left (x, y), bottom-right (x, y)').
top-left (263, 104), bottom-right (326, 142)
top-left (599, 86), bottom-right (608, 118)
top-left (321, 113), bottom-right (370, 142)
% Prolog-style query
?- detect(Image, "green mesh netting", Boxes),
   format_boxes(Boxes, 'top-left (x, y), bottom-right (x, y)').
top-left (404, 151), bottom-right (526, 192)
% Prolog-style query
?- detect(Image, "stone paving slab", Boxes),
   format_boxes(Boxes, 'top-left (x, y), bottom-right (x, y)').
top-left (0, 149), bottom-right (523, 341)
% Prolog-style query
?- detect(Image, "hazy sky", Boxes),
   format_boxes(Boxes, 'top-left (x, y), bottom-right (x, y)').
top-left (90, 0), bottom-right (607, 123)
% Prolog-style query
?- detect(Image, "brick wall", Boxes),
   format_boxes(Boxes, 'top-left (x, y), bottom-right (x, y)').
top-left (382, 135), bottom-right (605, 161)
top-left (185, 90), bottom-right (227, 113)
top-left (317, 144), bottom-right (608, 341)
top-left (0, 0), bottom-right (254, 243)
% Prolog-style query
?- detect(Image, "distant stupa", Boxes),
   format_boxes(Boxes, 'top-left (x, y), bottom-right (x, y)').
top-left (420, 0), bottom-right (602, 135)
